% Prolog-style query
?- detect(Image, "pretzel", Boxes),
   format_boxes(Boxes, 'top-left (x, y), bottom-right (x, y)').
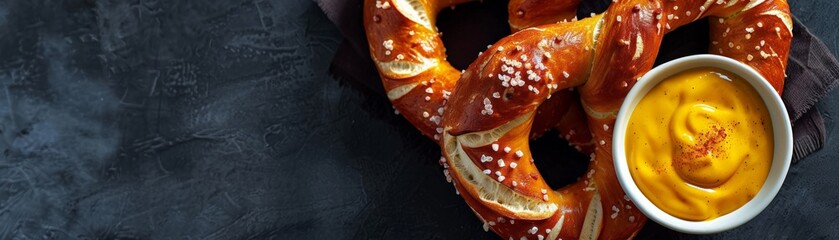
top-left (510, 0), bottom-right (594, 151)
top-left (362, 0), bottom-right (593, 148)
top-left (364, 0), bottom-right (792, 239)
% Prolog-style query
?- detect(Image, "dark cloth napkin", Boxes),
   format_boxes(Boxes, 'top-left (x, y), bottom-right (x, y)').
top-left (315, 0), bottom-right (839, 163)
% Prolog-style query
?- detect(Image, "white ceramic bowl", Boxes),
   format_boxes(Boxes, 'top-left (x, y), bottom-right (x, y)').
top-left (612, 54), bottom-right (793, 234)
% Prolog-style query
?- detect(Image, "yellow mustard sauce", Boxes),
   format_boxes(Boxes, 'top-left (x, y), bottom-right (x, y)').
top-left (626, 67), bottom-right (773, 221)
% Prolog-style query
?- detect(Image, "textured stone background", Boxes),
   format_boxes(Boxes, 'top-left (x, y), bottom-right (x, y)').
top-left (0, 0), bottom-right (835, 239)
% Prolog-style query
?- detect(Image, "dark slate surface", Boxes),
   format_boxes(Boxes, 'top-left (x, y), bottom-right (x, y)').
top-left (0, 0), bottom-right (835, 239)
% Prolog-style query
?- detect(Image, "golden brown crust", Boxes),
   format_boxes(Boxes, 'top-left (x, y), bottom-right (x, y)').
top-left (445, 17), bottom-right (601, 135)
top-left (365, 0), bottom-right (791, 239)
top-left (708, 0), bottom-right (792, 93)
top-left (510, 0), bottom-right (595, 152)
top-left (508, 0), bottom-right (583, 32)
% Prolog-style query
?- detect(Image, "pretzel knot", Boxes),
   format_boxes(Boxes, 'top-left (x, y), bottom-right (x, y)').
top-left (364, 0), bottom-right (792, 239)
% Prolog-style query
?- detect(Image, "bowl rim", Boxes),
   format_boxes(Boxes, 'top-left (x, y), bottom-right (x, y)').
top-left (612, 54), bottom-right (793, 234)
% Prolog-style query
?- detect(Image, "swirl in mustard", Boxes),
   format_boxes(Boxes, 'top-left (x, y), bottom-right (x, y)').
top-left (626, 67), bottom-right (773, 221)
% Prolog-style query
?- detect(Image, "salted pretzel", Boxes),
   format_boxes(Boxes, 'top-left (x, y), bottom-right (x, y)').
top-left (363, 0), bottom-right (594, 150)
top-left (364, 0), bottom-right (792, 239)
top-left (510, 0), bottom-right (593, 151)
